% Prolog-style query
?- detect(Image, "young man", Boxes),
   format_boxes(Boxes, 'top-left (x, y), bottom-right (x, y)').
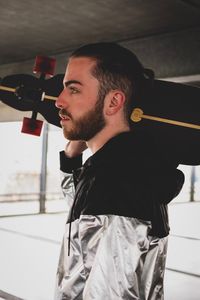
top-left (54, 43), bottom-right (184, 300)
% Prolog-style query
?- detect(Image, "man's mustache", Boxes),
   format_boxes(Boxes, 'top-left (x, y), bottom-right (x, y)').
top-left (59, 109), bottom-right (72, 119)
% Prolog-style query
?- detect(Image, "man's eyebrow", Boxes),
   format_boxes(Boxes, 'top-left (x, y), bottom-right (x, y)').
top-left (64, 80), bottom-right (83, 87)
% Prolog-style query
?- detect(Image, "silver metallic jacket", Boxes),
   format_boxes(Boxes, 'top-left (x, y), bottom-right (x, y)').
top-left (54, 132), bottom-right (184, 300)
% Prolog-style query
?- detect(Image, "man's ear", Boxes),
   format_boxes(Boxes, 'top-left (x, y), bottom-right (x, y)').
top-left (105, 91), bottom-right (126, 116)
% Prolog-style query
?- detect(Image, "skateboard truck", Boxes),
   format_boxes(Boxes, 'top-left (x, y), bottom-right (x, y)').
top-left (21, 55), bottom-right (56, 136)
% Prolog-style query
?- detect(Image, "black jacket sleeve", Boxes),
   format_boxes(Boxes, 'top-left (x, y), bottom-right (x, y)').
top-left (59, 151), bottom-right (82, 173)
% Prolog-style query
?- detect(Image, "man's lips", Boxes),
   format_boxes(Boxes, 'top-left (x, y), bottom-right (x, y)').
top-left (59, 113), bottom-right (71, 120)
top-left (59, 109), bottom-right (72, 121)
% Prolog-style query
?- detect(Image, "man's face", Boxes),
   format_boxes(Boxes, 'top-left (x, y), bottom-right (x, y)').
top-left (56, 57), bottom-right (106, 141)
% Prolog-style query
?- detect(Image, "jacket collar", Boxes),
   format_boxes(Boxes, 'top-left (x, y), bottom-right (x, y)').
top-left (83, 129), bottom-right (175, 171)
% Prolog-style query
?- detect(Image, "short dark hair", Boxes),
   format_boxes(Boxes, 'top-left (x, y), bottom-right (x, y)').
top-left (70, 42), bottom-right (154, 126)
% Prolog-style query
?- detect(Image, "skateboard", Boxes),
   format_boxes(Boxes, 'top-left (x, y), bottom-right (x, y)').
top-left (0, 56), bottom-right (200, 165)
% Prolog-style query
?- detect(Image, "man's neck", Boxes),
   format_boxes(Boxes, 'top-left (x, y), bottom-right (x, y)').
top-left (87, 124), bottom-right (130, 154)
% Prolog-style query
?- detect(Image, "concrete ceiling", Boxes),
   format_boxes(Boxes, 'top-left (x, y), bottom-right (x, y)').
top-left (0, 0), bottom-right (200, 121)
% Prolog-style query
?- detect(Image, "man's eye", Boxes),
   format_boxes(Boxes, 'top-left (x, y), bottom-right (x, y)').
top-left (69, 86), bottom-right (79, 94)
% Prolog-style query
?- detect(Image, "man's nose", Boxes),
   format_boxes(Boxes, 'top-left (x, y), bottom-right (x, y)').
top-left (55, 89), bottom-right (66, 108)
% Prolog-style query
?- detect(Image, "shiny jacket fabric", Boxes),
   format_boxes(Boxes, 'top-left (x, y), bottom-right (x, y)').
top-left (55, 131), bottom-right (184, 300)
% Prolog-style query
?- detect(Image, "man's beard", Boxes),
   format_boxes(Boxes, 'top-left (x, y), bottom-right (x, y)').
top-left (60, 94), bottom-right (106, 141)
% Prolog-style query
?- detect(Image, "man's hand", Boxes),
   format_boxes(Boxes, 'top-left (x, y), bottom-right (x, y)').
top-left (65, 141), bottom-right (88, 158)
